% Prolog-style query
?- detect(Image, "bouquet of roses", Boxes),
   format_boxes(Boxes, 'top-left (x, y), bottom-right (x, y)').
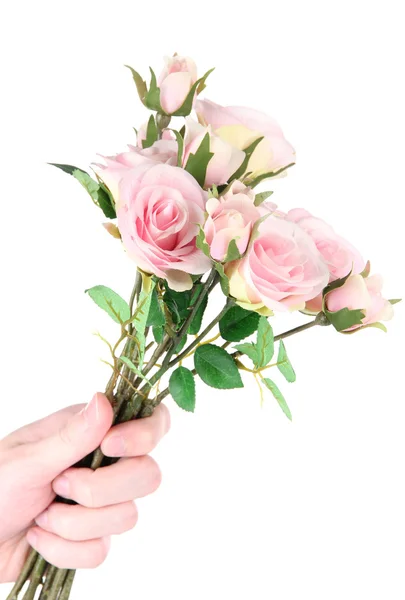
top-left (7, 53), bottom-right (399, 600)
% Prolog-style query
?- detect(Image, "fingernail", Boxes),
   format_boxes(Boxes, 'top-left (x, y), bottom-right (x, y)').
top-left (83, 393), bottom-right (102, 426)
top-left (35, 510), bottom-right (49, 528)
top-left (27, 529), bottom-right (38, 547)
top-left (53, 475), bottom-right (70, 498)
top-left (103, 434), bottom-right (126, 457)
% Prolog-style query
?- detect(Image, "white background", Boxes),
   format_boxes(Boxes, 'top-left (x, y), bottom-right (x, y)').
top-left (1, 1), bottom-right (404, 598)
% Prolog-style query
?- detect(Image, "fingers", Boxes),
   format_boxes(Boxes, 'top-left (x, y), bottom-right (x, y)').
top-left (26, 527), bottom-right (111, 569)
top-left (0, 404), bottom-right (86, 449)
top-left (28, 393), bottom-right (113, 482)
top-left (101, 404), bottom-right (171, 458)
top-left (52, 456), bottom-right (162, 508)
top-left (35, 501), bottom-right (138, 541)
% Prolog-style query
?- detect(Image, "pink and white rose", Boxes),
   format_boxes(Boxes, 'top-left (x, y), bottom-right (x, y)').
top-left (116, 163), bottom-right (211, 291)
top-left (95, 140), bottom-right (177, 202)
top-left (325, 274), bottom-right (394, 331)
top-left (196, 99), bottom-right (296, 180)
top-left (287, 208), bottom-right (365, 312)
top-left (226, 216), bottom-right (329, 314)
top-left (183, 118), bottom-right (245, 188)
top-left (203, 181), bottom-right (266, 262)
top-left (158, 55), bottom-right (198, 115)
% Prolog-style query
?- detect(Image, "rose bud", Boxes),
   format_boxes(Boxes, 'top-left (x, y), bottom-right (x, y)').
top-left (183, 118), bottom-right (245, 188)
top-left (196, 99), bottom-right (295, 181)
top-left (325, 274), bottom-right (394, 331)
top-left (158, 54), bottom-right (198, 115)
top-left (203, 181), bottom-right (268, 261)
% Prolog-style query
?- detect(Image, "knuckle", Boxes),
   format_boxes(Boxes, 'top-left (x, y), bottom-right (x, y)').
top-left (145, 456), bottom-right (162, 492)
top-left (90, 538), bottom-right (110, 568)
top-left (76, 473), bottom-right (97, 508)
top-left (124, 502), bottom-right (139, 530)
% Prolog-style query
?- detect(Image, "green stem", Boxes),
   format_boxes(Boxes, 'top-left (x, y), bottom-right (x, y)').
top-left (152, 312), bottom-right (330, 408)
top-left (46, 570), bottom-right (68, 600)
top-left (5, 549), bottom-right (38, 600)
top-left (38, 566), bottom-right (58, 600)
top-left (161, 269), bottom-right (219, 371)
top-left (59, 570), bottom-right (75, 600)
top-left (21, 556), bottom-right (47, 600)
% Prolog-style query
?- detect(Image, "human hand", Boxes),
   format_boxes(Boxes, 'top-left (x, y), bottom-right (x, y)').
top-left (0, 393), bottom-right (170, 583)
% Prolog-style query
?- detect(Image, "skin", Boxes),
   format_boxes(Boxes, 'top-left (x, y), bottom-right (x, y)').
top-left (0, 393), bottom-right (170, 583)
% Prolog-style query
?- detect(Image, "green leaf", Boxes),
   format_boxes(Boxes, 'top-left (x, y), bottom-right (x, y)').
top-left (125, 65), bottom-right (147, 105)
top-left (146, 290), bottom-right (165, 327)
top-left (174, 335), bottom-right (188, 354)
top-left (142, 115), bottom-right (158, 149)
top-left (277, 341), bottom-right (296, 383)
top-left (360, 260), bottom-right (371, 278)
top-left (188, 284), bottom-right (208, 335)
top-left (230, 137), bottom-right (264, 182)
top-left (324, 307), bottom-right (365, 332)
top-left (194, 344), bottom-right (243, 389)
top-left (169, 367), bottom-right (196, 412)
top-left (212, 260), bottom-right (230, 296)
top-left (208, 184), bottom-right (219, 199)
top-left (169, 129), bottom-right (184, 167)
top-left (234, 342), bottom-right (259, 364)
top-left (219, 305), bottom-right (260, 342)
top-left (256, 317), bottom-right (274, 368)
top-left (196, 226), bottom-right (211, 258)
top-left (131, 280), bottom-right (156, 367)
top-left (119, 357), bottom-right (152, 386)
top-left (254, 191), bottom-right (274, 206)
top-left (322, 270), bottom-right (353, 300)
top-left (144, 68), bottom-right (162, 112)
top-left (223, 238), bottom-right (242, 263)
top-left (96, 180), bottom-right (117, 218)
top-left (185, 132), bottom-right (214, 187)
top-left (163, 288), bottom-right (192, 325)
top-left (247, 163), bottom-right (296, 188)
top-left (171, 68), bottom-right (215, 117)
top-left (49, 164), bottom-right (116, 218)
top-left (262, 378), bottom-right (292, 421)
top-left (85, 285), bottom-right (130, 324)
top-left (153, 325), bottom-right (164, 343)
top-left (389, 298), bottom-right (402, 305)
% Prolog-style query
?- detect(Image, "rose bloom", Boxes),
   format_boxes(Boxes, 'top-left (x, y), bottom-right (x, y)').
top-left (183, 118), bottom-right (245, 188)
top-left (116, 163), bottom-right (211, 292)
top-left (226, 216), bottom-right (329, 314)
top-left (204, 181), bottom-right (267, 262)
top-left (326, 274), bottom-right (394, 331)
top-left (287, 208), bottom-right (365, 312)
top-left (95, 141), bottom-right (177, 202)
top-left (196, 99), bottom-right (295, 179)
top-left (158, 54), bottom-right (198, 115)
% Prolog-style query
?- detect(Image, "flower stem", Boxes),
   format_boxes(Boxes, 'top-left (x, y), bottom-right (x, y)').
top-left (5, 549), bottom-right (38, 600)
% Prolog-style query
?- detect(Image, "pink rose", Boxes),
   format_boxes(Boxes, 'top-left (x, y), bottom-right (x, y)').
top-left (95, 140), bottom-right (177, 202)
top-left (325, 274), bottom-right (394, 331)
top-left (287, 208), bottom-right (365, 312)
top-left (183, 118), bottom-right (245, 188)
top-left (226, 216), bottom-right (329, 314)
top-left (116, 163), bottom-right (211, 291)
top-left (158, 55), bottom-right (198, 115)
top-left (196, 99), bottom-right (295, 180)
top-left (203, 181), bottom-right (266, 261)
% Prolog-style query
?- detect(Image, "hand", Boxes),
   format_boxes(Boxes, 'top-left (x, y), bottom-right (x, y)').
top-left (0, 393), bottom-right (170, 583)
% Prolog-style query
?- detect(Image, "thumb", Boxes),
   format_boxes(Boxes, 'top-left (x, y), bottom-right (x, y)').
top-left (30, 393), bottom-right (113, 482)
